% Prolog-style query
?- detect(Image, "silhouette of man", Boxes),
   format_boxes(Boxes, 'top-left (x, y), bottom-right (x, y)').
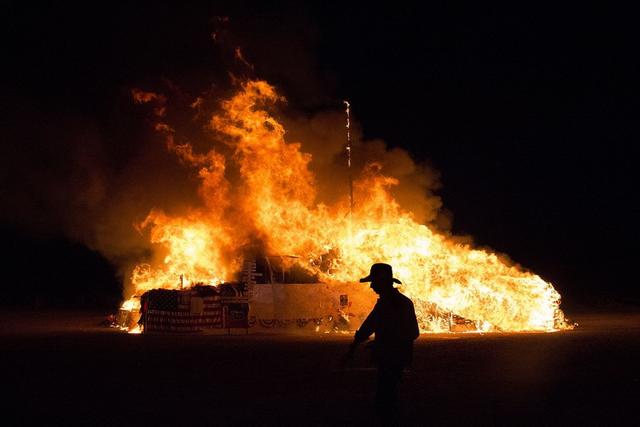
top-left (343, 263), bottom-right (419, 424)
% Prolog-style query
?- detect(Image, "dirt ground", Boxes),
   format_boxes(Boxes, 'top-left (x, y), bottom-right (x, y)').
top-left (3, 309), bottom-right (640, 426)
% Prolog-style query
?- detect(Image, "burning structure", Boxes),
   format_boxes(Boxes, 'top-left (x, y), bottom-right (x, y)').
top-left (118, 80), bottom-right (569, 334)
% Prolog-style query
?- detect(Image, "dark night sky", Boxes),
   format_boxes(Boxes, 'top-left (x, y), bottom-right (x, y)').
top-left (2, 2), bottom-right (638, 309)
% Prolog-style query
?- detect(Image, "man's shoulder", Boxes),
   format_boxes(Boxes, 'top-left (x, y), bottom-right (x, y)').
top-left (395, 289), bottom-right (413, 303)
top-left (391, 290), bottom-right (415, 308)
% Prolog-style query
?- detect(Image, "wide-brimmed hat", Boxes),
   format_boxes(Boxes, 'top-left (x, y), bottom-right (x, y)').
top-left (359, 263), bottom-right (402, 284)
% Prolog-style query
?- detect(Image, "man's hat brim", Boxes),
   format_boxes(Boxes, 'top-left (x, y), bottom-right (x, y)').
top-left (359, 275), bottom-right (402, 284)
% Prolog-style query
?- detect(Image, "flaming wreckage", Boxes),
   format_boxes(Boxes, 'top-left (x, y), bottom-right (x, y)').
top-left (118, 257), bottom-right (481, 334)
top-left (117, 80), bottom-right (570, 335)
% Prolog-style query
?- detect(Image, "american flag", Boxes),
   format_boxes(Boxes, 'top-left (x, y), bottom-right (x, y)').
top-left (142, 288), bottom-right (225, 333)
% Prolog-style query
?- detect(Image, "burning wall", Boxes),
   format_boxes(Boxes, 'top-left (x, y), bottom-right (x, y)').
top-left (129, 80), bottom-right (569, 332)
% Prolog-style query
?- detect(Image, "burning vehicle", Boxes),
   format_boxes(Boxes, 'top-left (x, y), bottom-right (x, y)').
top-left (117, 80), bottom-right (570, 335)
top-left (118, 256), bottom-right (373, 334)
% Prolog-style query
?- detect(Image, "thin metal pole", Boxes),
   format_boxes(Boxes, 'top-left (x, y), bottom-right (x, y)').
top-left (344, 100), bottom-right (353, 213)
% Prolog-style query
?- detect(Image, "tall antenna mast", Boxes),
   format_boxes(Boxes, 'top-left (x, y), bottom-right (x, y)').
top-left (344, 100), bottom-right (354, 213)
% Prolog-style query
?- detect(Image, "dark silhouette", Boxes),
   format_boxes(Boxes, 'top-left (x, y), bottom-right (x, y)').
top-left (343, 263), bottom-right (420, 425)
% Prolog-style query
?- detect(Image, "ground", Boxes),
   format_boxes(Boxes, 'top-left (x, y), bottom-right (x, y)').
top-left (3, 310), bottom-right (640, 426)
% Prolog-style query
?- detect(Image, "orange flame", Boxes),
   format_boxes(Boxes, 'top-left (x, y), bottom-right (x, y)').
top-left (129, 80), bottom-right (569, 332)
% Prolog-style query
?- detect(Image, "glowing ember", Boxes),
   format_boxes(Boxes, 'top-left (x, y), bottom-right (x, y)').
top-left (126, 80), bottom-right (569, 332)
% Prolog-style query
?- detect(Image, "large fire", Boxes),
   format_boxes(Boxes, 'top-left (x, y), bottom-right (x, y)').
top-left (126, 80), bottom-right (569, 332)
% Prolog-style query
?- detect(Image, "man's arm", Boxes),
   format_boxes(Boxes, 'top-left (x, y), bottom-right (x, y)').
top-left (405, 300), bottom-right (420, 341)
top-left (410, 304), bottom-right (419, 340)
top-left (354, 305), bottom-right (378, 343)
top-left (342, 303), bottom-right (379, 363)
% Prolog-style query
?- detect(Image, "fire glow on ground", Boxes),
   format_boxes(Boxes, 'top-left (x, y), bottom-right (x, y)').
top-left (2, 310), bottom-right (639, 425)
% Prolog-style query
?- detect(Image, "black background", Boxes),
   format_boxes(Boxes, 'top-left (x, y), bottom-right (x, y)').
top-left (2, 2), bottom-right (638, 310)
